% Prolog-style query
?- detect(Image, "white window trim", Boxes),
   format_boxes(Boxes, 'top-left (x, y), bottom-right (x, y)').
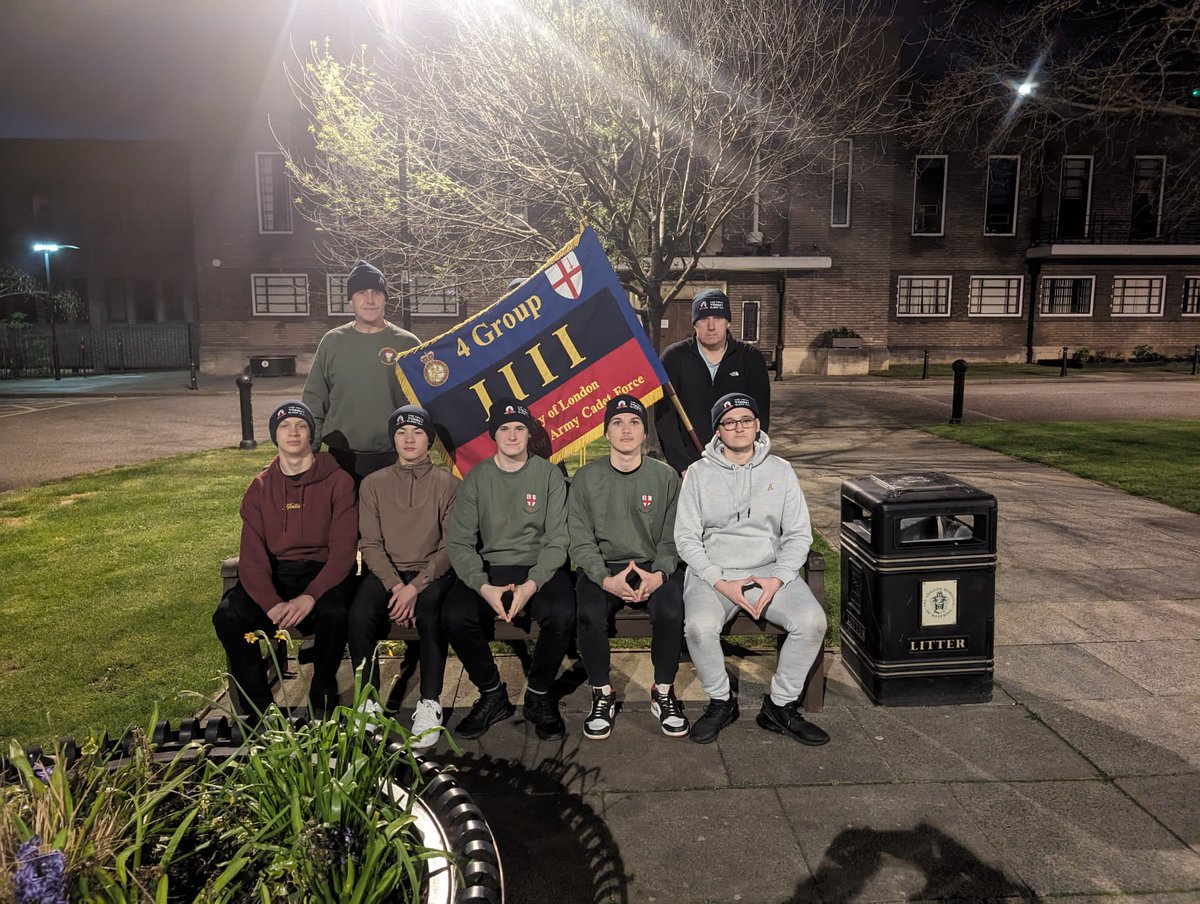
top-left (896, 275), bottom-right (953, 318)
top-left (911, 155), bottom-right (948, 237)
top-left (1110, 274), bottom-right (1166, 318)
top-left (1039, 275), bottom-right (1095, 317)
top-left (741, 299), bottom-right (761, 343)
top-left (1132, 155), bottom-right (1166, 239)
top-left (251, 272), bottom-right (309, 317)
top-left (326, 273), bottom-right (353, 317)
top-left (982, 155), bottom-right (1020, 237)
top-left (967, 274), bottom-right (1024, 317)
top-left (831, 138), bottom-right (852, 228)
top-left (255, 151), bottom-right (293, 235)
top-left (1057, 155), bottom-right (1094, 237)
top-left (1183, 275), bottom-right (1200, 316)
top-left (408, 275), bottom-right (461, 318)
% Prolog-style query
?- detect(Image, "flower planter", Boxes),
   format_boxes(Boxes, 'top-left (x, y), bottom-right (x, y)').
top-left (829, 337), bottom-right (864, 349)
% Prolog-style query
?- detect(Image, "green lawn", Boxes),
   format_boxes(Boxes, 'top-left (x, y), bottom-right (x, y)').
top-left (925, 419), bottom-right (1200, 516)
top-left (875, 361), bottom-right (1195, 379)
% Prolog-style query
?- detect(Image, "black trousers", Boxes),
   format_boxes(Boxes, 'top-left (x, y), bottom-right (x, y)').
top-left (442, 564), bottom-right (575, 694)
top-left (328, 447), bottom-right (397, 491)
top-left (347, 571), bottom-right (453, 699)
top-left (212, 560), bottom-right (353, 719)
top-left (576, 564), bottom-right (685, 688)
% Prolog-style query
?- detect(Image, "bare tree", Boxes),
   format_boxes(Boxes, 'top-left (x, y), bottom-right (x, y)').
top-left (916, 0), bottom-right (1200, 219)
top-left (285, 0), bottom-right (911, 348)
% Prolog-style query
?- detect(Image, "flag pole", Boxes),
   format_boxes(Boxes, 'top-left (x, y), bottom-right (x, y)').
top-left (664, 381), bottom-right (704, 455)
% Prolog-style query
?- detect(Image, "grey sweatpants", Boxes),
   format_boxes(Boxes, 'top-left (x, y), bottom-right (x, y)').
top-left (683, 569), bottom-right (827, 706)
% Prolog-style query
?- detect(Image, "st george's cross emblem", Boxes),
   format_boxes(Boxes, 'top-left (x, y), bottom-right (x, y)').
top-left (548, 251), bottom-right (583, 300)
top-left (641, 494), bottom-right (653, 511)
top-left (525, 493), bottom-right (538, 512)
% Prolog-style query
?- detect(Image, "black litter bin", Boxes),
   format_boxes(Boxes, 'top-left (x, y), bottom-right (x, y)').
top-left (248, 355), bottom-right (296, 377)
top-left (840, 472), bottom-right (997, 705)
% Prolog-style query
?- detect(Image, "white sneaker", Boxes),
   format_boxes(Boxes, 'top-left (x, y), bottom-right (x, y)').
top-left (357, 698), bottom-right (383, 733)
top-left (411, 699), bottom-right (443, 749)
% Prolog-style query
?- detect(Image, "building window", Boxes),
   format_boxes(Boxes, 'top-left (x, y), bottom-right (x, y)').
top-left (132, 278), bottom-right (157, 322)
top-left (984, 156), bottom-right (1019, 236)
top-left (1039, 276), bottom-right (1094, 316)
top-left (105, 278), bottom-right (127, 322)
top-left (326, 274), bottom-right (352, 316)
top-left (410, 276), bottom-right (459, 317)
top-left (968, 276), bottom-right (1023, 316)
top-left (1184, 277), bottom-right (1200, 315)
top-left (1056, 156), bottom-right (1093, 240)
top-left (252, 274), bottom-right (309, 316)
top-left (1111, 276), bottom-right (1164, 316)
top-left (742, 300), bottom-right (760, 342)
top-left (897, 276), bottom-right (951, 316)
top-left (162, 279), bottom-right (185, 321)
top-left (911, 156), bottom-right (947, 236)
top-left (831, 139), bottom-right (852, 228)
top-left (255, 152), bottom-right (293, 234)
top-left (1130, 156), bottom-right (1165, 240)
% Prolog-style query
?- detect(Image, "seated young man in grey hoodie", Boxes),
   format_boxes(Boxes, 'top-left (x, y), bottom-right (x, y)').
top-left (674, 392), bottom-right (830, 747)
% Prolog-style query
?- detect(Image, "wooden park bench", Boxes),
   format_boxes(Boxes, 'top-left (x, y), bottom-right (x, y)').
top-left (221, 549), bottom-right (829, 712)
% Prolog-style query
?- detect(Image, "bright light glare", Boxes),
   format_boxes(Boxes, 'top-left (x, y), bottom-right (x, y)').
top-left (1017, 81), bottom-right (1035, 96)
top-left (33, 243), bottom-right (60, 252)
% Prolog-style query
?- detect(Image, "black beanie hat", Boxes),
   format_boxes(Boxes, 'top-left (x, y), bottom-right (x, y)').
top-left (388, 405), bottom-right (435, 445)
top-left (711, 392), bottom-right (760, 431)
top-left (487, 397), bottom-right (535, 438)
top-left (604, 394), bottom-right (647, 432)
top-left (269, 400), bottom-right (316, 445)
top-left (691, 288), bottom-right (731, 323)
top-left (346, 260), bottom-right (388, 301)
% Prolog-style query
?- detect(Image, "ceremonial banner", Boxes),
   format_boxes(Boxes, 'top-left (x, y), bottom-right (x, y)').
top-left (394, 226), bottom-right (669, 476)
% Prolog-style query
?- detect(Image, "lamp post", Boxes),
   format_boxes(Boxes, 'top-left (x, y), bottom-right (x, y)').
top-left (32, 242), bottom-right (79, 381)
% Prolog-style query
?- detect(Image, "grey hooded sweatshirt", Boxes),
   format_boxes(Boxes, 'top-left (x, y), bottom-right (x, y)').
top-left (673, 431), bottom-right (812, 587)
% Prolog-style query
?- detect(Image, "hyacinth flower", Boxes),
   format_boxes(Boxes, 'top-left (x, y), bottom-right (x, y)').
top-left (13, 835), bottom-right (67, 904)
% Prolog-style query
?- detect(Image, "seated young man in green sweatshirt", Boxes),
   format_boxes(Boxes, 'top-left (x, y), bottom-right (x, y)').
top-left (444, 398), bottom-right (575, 741)
top-left (568, 395), bottom-right (689, 740)
top-left (348, 405), bottom-right (459, 748)
top-left (302, 260), bottom-right (420, 485)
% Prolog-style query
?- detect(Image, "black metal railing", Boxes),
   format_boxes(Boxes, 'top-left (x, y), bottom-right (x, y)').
top-left (0, 322), bottom-right (192, 379)
top-left (1032, 214), bottom-right (1200, 246)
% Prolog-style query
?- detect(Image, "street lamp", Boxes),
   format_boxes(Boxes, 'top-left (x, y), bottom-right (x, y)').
top-left (32, 242), bottom-right (79, 381)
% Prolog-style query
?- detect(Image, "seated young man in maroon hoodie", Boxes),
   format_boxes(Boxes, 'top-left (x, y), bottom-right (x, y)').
top-left (212, 400), bottom-right (358, 722)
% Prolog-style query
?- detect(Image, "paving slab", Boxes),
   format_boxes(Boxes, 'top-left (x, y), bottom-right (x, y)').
top-left (992, 600), bottom-right (1105, 645)
top-left (1117, 775), bottom-right (1200, 854)
top-left (994, 566), bottom-right (1125, 605)
top-left (1077, 640), bottom-right (1200, 695)
top-left (950, 780), bottom-right (1200, 895)
top-left (1035, 697), bottom-right (1200, 776)
top-left (994, 643), bottom-right (1154, 702)
top-left (778, 784), bottom-right (1029, 903)
top-left (1062, 600), bottom-right (1200, 642)
top-left (849, 705), bottom-right (1100, 782)
top-left (601, 788), bottom-right (815, 903)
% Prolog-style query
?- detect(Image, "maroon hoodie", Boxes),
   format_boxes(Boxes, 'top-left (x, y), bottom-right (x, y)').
top-left (238, 451), bottom-right (358, 612)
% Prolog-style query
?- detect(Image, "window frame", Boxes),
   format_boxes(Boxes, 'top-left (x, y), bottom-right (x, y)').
top-left (1183, 276), bottom-right (1200, 316)
top-left (831, 138), bottom-right (852, 228)
top-left (1056, 155), bottom-right (1094, 237)
top-left (326, 273), bottom-right (353, 317)
top-left (741, 299), bottom-right (761, 342)
top-left (1038, 275), bottom-right (1095, 317)
top-left (408, 274), bottom-right (460, 318)
top-left (967, 275), bottom-right (1024, 317)
top-left (982, 155), bottom-right (1020, 237)
top-left (896, 275), bottom-right (953, 318)
top-left (255, 151), bottom-right (293, 235)
top-left (1131, 155), bottom-right (1166, 240)
top-left (1110, 275), bottom-right (1165, 317)
top-left (911, 155), bottom-right (948, 237)
top-left (251, 273), bottom-right (310, 317)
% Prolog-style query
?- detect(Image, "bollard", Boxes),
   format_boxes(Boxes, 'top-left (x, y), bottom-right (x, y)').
top-left (236, 374), bottom-right (258, 450)
top-left (1059, 346), bottom-right (1068, 378)
top-left (949, 358), bottom-right (967, 425)
top-left (78, 337), bottom-right (87, 377)
top-left (1193, 345), bottom-right (1199, 377)
top-left (117, 337), bottom-right (125, 373)
top-left (189, 359), bottom-right (198, 391)
top-left (921, 350), bottom-right (930, 380)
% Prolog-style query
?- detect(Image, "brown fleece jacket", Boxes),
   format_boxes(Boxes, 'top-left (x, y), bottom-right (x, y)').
top-left (357, 456), bottom-right (460, 592)
top-left (238, 452), bottom-right (358, 612)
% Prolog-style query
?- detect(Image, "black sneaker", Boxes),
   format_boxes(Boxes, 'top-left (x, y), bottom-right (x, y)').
top-left (689, 697), bottom-right (739, 744)
top-left (650, 685), bottom-right (690, 738)
top-left (523, 690), bottom-right (566, 741)
top-left (455, 683), bottom-right (515, 739)
top-left (583, 688), bottom-right (617, 740)
top-left (756, 695), bottom-right (830, 746)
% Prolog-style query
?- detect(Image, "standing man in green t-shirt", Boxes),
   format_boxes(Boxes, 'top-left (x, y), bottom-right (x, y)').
top-left (303, 260), bottom-right (419, 485)
top-left (568, 395), bottom-right (689, 740)
top-left (444, 398), bottom-right (575, 741)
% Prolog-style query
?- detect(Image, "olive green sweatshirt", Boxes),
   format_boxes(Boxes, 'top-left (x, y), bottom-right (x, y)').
top-left (302, 321), bottom-right (419, 453)
top-left (447, 455), bottom-right (568, 591)
top-left (568, 455), bottom-right (680, 586)
top-left (358, 457), bottom-right (459, 592)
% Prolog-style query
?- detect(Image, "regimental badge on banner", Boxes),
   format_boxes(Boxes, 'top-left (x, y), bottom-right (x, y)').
top-left (421, 351), bottom-right (449, 387)
top-left (525, 493), bottom-right (538, 513)
top-left (920, 579), bottom-right (958, 627)
top-left (641, 494), bottom-right (653, 511)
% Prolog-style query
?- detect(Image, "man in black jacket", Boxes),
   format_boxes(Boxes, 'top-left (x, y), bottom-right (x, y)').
top-left (655, 288), bottom-right (771, 474)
